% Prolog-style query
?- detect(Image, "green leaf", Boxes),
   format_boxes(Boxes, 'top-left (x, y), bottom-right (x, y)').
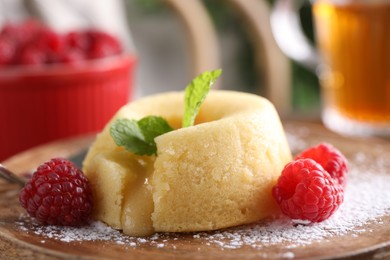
top-left (110, 69), bottom-right (222, 156)
top-left (138, 116), bottom-right (174, 143)
top-left (182, 69), bottom-right (222, 128)
top-left (110, 116), bottom-right (173, 156)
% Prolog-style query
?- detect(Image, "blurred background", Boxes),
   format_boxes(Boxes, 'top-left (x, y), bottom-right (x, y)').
top-left (0, 0), bottom-right (321, 113)
top-left (127, 0), bottom-right (321, 118)
top-left (0, 0), bottom-right (322, 160)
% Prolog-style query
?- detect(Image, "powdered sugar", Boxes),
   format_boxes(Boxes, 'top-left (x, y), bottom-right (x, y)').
top-left (15, 128), bottom-right (390, 254)
top-left (198, 163), bottom-right (390, 249)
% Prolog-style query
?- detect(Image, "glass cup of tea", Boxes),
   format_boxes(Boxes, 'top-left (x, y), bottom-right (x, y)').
top-left (271, 0), bottom-right (390, 137)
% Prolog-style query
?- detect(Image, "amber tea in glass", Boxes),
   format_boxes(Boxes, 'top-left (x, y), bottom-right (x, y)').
top-left (313, 0), bottom-right (390, 136)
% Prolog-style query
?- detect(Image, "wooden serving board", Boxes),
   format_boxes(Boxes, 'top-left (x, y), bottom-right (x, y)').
top-left (1, 121), bottom-right (390, 260)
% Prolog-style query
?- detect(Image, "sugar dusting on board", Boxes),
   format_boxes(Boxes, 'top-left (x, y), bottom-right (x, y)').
top-left (16, 127), bottom-right (390, 255)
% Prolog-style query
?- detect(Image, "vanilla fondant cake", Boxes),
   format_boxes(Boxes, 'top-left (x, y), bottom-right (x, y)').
top-left (83, 90), bottom-right (292, 236)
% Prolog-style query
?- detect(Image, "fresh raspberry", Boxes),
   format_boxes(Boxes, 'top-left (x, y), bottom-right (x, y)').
top-left (17, 46), bottom-right (47, 65)
top-left (65, 31), bottom-right (90, 52)
top-left (272, 159), bottom-right (344, 223)
top-left (0, 37), bottom-right (15, 65)
top-left (87, 30), bottom-right (122, 59)
top-left (32, 29), bottom-right (66, 64)
top-left (1, 20), bottom-right (123, 65)
top-left (60, 49), bottom-right (86, 64)
top-left (34, 29), bottom-right (64, 53)
top-left (19, 158), bottom-right (92, 226)
top-left (296, 143), bottom-right (348, 187)
top-left (1, 19), bottom-right (42, 44)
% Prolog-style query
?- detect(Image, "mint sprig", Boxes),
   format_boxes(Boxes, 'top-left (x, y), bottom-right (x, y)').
top-left (110, 116), bottom-right (173, 155)
top-left (110, 69), bottom-right (222, 155)
top-left (183, 69), bottom-right (222, 127)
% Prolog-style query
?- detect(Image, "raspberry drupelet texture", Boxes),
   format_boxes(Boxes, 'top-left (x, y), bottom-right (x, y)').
top-left (0, 20), bottom-right (122, 66)
top-left (296, 143), bottom-right (348, 187)
top-left (19, 158), bottom-right (92, 226)
top-left (272, 159), bottom-right (344, 223)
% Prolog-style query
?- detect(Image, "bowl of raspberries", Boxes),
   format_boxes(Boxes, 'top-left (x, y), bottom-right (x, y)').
top-left (0, 19), bottom-right (137, 161)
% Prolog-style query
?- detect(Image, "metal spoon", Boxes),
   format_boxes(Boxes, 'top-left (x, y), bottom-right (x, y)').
top-left (0, 164), bottom-right (27, 187)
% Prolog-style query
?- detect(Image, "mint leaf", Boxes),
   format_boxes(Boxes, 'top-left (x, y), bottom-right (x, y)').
top-left (182, 69), bottom-right (222, 128)
top-left (110, 116), bottom-right (173, 155)
top-left (110, 69), bottom-right (222, 156)
top-left (138, 116), bottom-right (174, 143)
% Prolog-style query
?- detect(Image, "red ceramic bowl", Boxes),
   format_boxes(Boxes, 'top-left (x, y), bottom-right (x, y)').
top-left (0, 54), bottom-right (137, 161)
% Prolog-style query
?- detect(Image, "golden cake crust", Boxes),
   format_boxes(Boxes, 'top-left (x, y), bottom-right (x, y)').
top-left (83, 90), bottom-right (292, 236)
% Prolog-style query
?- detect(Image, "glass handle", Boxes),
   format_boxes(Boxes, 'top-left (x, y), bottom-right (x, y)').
top-left (270, 0), bottom-right (320, 72)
